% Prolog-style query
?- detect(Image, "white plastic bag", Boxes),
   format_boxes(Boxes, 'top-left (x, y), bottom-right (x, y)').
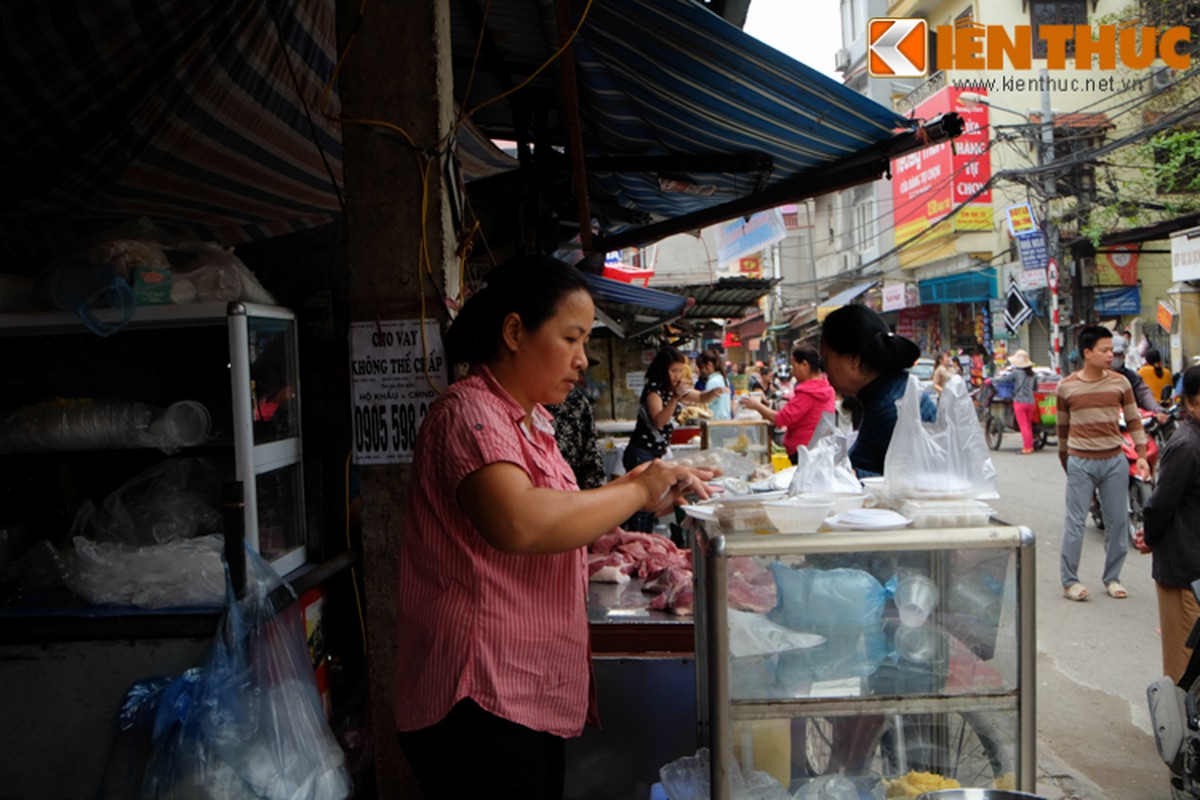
top-left (884, 375), bottom-right (999, 499)
top-left (137, 547), bottom-right (351, 799)
top-left (786, 415), bottom-right (862, 496)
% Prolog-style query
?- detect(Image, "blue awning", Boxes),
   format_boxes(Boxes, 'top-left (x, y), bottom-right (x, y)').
top-left (919, 269), bottom-right (998, 304)
top-left (572, 0), bottom-right (912, 226)
top-left (583, 274), bottom-right (689, 315)
top-left (0, 1), bottom-right (344, 247)
top-left (451, 0), bottom-right (961, 251)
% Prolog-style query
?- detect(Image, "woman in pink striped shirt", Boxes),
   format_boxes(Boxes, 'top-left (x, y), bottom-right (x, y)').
top-left (394, 255), bottom-right (707, 799)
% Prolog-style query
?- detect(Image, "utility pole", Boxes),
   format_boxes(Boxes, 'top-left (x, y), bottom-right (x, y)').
top-left (1040, 68), bottom-right (1062, 375)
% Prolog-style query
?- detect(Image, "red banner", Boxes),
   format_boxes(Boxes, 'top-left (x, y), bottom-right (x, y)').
top-left (891, 86), bottom-right (992, 244)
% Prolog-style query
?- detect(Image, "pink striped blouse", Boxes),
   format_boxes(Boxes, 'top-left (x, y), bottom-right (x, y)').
top-left (393, 365), bottom-right (596, 738)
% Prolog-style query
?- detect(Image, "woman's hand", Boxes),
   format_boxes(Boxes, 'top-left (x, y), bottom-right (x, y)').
top-left (739, 396), bottom-right (764, 412)
top-left (625, 459), bottom-right (711, 513)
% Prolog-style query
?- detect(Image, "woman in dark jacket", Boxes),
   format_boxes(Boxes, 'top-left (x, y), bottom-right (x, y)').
top-left (819, 305), bottom-right (935, 477)
top-left (1144, 365), bottom-right (1200, 681)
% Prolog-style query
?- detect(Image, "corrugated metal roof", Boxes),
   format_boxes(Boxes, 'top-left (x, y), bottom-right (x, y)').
top-left (679, 277), bottom-right (775, 319)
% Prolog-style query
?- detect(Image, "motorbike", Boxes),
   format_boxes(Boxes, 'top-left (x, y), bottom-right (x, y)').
top-left (1089, 408), bottom-right (1160, 544)
top-left (975, 374), bottom-right (1056, 451)
top-left (1148, 579), bottom-right (1200, 798)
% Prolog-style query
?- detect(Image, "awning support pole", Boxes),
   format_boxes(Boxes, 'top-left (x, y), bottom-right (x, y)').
top-left (555, 0), bottom-right (593, 255)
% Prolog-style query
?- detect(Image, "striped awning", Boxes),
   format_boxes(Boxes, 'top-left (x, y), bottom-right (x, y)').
top-left (453, 0), bottom-right (961, 251)
top-left (572, 0), bottom-right (911, 226)
top-left (0, 1), bottom-right (345, 252)
top-left (2, 1), bottom-right (960, 267)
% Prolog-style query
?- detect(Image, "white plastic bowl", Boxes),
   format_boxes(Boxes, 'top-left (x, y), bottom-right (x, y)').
top-left (761, 497), bottom-right (834, 534)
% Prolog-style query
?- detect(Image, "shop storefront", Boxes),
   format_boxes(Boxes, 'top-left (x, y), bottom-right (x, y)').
top-left (918, 268), bottom-right (999, 357)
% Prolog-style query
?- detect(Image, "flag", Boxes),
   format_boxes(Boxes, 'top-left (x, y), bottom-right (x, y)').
top-left (1005, 273), bottom-right (1033, 333)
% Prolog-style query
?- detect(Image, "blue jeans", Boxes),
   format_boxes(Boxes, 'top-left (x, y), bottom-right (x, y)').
top-left (1060, 454), bottom-right (1128, 588)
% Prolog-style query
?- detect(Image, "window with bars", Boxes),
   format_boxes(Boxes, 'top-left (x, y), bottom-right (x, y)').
top-left (852, 196), bottom-right (876, 253)
top-left (1029, 0), bottom-right (1087, 59)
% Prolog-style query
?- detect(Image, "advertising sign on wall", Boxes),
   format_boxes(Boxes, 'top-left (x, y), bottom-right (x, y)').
top-left (1171, 227), bottom-right (1200, 281)
top-left (1095, 244), bottom-right (1139, 286)
top-left (891, 86), bottom-right (992, 245)
top-left (716, 209), bottom-right (787, 269)
top-left (1094, 286), bottom-right (1142, 316)
top-left (349, 319), bottom-right (447, 465)
top-left (882, 282), bottom-right (909, 311)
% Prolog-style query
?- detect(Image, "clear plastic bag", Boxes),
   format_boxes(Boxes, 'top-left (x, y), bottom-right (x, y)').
top-left (670, 447), bottom-right (758, 480)
top-left (769, 565), bottom-right (892, 682)
top-left (80, 219), bottom-right (276, 307)
top-left (70, 458), bottom-right (223, 546)
top-left (61, 533), bottom-right (226, 608)
top-left (658, 747), bottom-right (790, 800)
top-left (786, 415), bottom-right (862, 496)
top-left (132, 546), bottom-right (351, 799)
top-left (884, 375), bottom-right (999, 499)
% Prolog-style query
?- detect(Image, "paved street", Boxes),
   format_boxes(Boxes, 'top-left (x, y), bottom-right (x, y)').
top-left (985, 434), bottom-right (1170, 799)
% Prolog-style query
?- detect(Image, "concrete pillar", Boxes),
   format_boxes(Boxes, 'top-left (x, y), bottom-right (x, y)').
top-left (340, 0), bottom-right (456, 795)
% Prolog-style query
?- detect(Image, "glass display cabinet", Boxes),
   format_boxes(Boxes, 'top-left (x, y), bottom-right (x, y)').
top-left (689, 519), bottom-right (1036, 799)
top-left (0, 300), bottom-right (306, 576)
top-left (701, 419), bottom-right (772, 464)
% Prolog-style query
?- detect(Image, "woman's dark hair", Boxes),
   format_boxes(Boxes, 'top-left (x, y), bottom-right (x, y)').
top-left (697, 349), bottom-right (724, 375)
top-left (791, 346), bottom-right (822, 372)
top-left (645, 347), bottom-right (686, 388)
top-left (1146, 348), bottom-right (1164, 378)
top-left (820, 305), bottom-right (920, 373)
top-left (444, 255), bottom-right (591, 365)
top-left (1183, 364), bottom-right (1200, 401)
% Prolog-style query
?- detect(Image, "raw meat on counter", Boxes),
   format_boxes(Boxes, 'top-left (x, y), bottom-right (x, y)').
top-left (588, 529), bottom-right (694, 616)
top-left (648, 576), bottom-right (693, 616)
top-left (587, 532), bottom-right (779, 617)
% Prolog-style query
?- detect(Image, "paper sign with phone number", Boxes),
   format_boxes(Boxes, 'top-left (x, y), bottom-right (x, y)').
top-left (349, 319), bottom-right (447, 465)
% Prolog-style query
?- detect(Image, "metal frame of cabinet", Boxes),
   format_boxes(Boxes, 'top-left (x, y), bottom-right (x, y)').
top-left (0, 300), bottom-right (306, 574)
top-left (690, 522), bottom-right (1036, 798)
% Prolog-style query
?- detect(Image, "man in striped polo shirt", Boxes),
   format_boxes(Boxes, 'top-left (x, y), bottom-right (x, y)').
top-left (1056, 325), bottom-right (1150, 602)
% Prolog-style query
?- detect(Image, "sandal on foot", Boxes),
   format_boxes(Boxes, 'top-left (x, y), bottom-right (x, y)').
top-left (1105, 582), bottom-right (1129, 599)
top-left (1063, 583), bottom-right (1089, 601)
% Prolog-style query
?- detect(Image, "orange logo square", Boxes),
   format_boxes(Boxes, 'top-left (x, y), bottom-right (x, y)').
top-left (868, 18), bottom-right (928, 78)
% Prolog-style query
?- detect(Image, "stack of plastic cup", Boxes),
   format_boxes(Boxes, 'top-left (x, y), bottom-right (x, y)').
top-left (895, 574), bottom-right (939, 628)
top-left (150, 401), bottom-right (211, 449)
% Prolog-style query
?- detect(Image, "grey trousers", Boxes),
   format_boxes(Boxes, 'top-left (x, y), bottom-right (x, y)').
top-left (1060, 453), bottom-right (1129, 588)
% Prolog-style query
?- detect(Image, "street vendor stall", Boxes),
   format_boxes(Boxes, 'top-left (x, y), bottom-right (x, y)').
top-left (647, 376), bottom-right (1036, 799)
top-left (686, 516), bottom-right (1035, 798)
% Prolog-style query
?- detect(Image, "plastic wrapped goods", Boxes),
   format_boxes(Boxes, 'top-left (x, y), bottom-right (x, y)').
top-left (124, 547), bottom-right (352, 799)
top-left (885, 375), bottom-right (999, 500)
top-left (0, 398), bottom-right (210, 454)
top-left (70, 458), bottom-right (222, 547)
top-left (61, 534), bottom-right (226, 609)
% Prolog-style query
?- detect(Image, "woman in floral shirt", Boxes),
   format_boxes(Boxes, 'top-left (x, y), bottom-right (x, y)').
top-left (622, 347), bottom-right (725, 530)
